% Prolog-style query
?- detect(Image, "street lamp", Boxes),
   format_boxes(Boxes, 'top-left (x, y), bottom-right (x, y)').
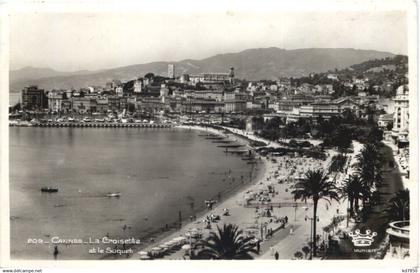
top-left (305, 215), bottom-right (319, 260)
top-left (293, 202), bottom-right (298, 222)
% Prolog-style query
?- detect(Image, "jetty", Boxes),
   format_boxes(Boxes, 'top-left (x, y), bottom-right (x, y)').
top-left (205, 136), bottom-right (225, 140)
top-left (217, 144), bottom-right (245, 148)
top-left (211, 140), bottom-right (234, 143)
top-left (223, 150), bottom-right (248, 154)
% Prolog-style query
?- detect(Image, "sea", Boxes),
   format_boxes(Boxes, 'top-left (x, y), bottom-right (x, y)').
top-left (9, 127), bottom-right (261, 259)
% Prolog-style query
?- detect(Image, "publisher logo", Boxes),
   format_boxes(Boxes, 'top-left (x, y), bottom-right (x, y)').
top-left (348, 229), bottom-right (377, 247)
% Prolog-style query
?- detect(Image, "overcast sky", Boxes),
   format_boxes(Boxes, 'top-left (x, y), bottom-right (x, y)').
top-left (10, 11), bottom-right (407, 72)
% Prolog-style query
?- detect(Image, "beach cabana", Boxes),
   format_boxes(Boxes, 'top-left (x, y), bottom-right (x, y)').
top-left (139, 254), bottom-right (151, 260)
top-left (150, 247), bottom-right (163, 257)
top-left (181, 244), bottom-right (191, 250)
top-left (138, 251), bottom-right (148, 256)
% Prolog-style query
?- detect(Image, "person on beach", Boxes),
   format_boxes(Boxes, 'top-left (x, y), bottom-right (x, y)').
top-left (53, 245), bottom-right (59, 260)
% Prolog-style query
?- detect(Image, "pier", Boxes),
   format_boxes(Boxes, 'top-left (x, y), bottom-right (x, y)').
top-left (217, 144), bottom-right (244, 148)
top-left (211, 140), bottom-right (235, 143)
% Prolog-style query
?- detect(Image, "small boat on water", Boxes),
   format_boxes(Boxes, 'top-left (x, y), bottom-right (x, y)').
top-left (41, 187), bottom-right (58, 193)
top-left (106, 192), bottom-right (121, 198)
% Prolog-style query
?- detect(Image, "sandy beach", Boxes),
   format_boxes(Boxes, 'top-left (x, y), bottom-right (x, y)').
top-left (124, 125), bottom-right (355, 260)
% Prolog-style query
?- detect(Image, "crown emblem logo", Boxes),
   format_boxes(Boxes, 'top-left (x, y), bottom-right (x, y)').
top-left (348, 229), bottom-right (377, 247)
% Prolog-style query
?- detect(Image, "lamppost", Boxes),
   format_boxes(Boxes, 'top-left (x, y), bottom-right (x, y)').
top-left (305, 215), bottom-right (319, 260)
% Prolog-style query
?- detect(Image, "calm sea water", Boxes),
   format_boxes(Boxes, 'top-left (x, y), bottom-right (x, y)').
top-left (9, 127), bottom-right (260, 259)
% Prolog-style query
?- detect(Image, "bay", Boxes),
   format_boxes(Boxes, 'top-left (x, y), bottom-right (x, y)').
top-left (9, 127), bottom-right (260, 259)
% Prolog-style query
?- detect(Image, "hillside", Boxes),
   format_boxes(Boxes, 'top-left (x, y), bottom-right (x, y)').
top-left (9, 48), bottom-right (394, 92)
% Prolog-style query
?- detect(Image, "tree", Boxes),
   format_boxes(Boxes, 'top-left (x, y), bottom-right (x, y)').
top-left (292, 170), bottom-right (339, 256)
top-left (354, 144), bottom-right (383, 189)
top-left (385, 189), bottom-right (410, 221)
top-left (193, 224), bottom-right (258, 259)
top-left (340, 174), bottom-right (369, 216)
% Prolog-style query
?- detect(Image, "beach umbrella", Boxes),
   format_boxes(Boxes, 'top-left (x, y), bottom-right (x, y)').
top-left (162, 242), bottom-right (172, 248)
top-left (181, 244), bottom-right (191, 250)
top-left (138, 251), bottom-right (148, 256)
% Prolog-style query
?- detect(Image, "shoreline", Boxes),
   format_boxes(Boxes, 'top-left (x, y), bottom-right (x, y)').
top-left (101, 124), bottom-right (269, 260)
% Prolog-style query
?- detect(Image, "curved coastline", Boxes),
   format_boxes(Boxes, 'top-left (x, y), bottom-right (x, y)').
top-left (101, 125), bottom-right (269, 260)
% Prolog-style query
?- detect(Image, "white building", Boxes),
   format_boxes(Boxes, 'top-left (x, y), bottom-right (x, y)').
top-left (115, 86), bottom-right (124, 97)
top-left (392, 84), bottom-right (409, 147)
top-left (134, 79), bottom-right (143, 93)
top-left (168, 64), bottom-right (175, 79)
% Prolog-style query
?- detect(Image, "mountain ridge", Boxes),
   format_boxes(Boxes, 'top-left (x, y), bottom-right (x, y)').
top-left (10, 47), bottom-right (395, 92)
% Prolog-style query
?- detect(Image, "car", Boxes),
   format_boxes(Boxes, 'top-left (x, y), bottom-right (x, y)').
top-left (83, 117), bottom-right (91, 122)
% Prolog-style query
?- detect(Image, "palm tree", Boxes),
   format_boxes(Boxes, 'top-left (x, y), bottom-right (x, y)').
top-left (354, 143), bottom-right (383, 188)
top-left (340, 174), bottom-right (369, 215)
top-left (292, 169), bottom-right (339, 257)
top-left (193, 223), bottom-right (258, 259)
top-left (385, 189), bottom-right (410, 221)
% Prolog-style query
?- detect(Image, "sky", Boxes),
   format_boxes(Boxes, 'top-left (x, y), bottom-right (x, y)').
top-left (9, 10), bottom-right (408, 72)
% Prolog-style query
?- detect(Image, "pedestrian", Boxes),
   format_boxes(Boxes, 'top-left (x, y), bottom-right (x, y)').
top-left (270, 245), bottom-right (274, 256)
top-left (289, 225), bottom-right (294, 235)
top-left (284, 216), bottom-right (288, 223)
top-left (257, 240), bottom-right (261, 254)
top-left (274, 251), bottom-right (279, 260)
top-left (53, 245), bottom-right (59, 260)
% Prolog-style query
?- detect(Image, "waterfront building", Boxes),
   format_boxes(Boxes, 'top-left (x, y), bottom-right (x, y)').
top-left (392, 84), bottom-right (409, 148)
top-left (108, 96), bottom-right (121, 112)
top-left (21, 85), bottom-right (48, 110)
top-left (182, 99), bottom-right (225, 113)
top-left (96, 96), bottom-right (109, 113)
top-left (71, 97), bottom-right (97, 114)
top-left (168, 64), bottom-right (175, 79)
top-left (61, 100), bottom-right (72, 113)
top-left (47, 90), bottom-right (66, 112)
